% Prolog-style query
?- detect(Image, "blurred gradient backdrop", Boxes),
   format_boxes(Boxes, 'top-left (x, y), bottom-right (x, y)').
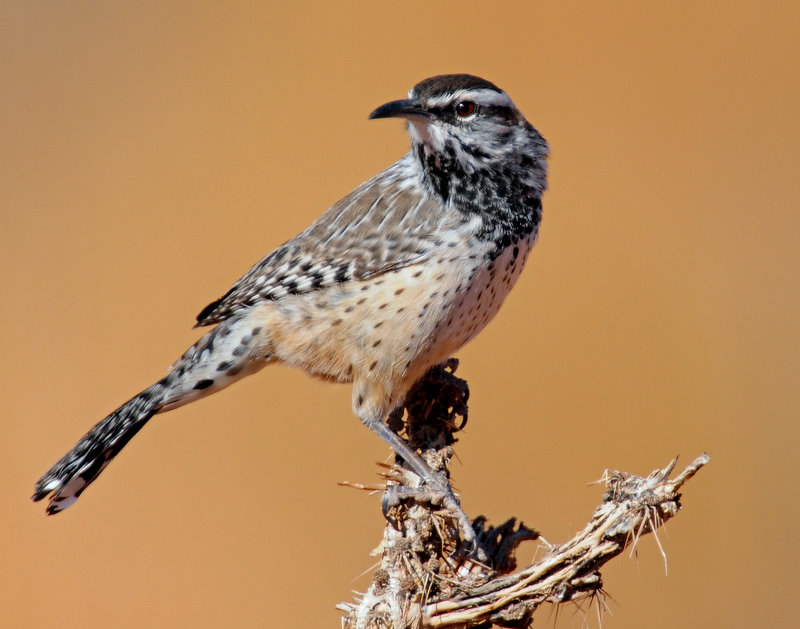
top-left (2, 2), bottom-right (798, 627)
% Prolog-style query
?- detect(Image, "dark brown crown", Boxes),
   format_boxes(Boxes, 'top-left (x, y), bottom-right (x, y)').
top-left (411, 74), bottom-right (503, 100)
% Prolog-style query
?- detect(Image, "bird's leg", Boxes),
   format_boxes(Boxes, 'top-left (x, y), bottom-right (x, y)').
top-left (363, 416), bottom-right (477, 549)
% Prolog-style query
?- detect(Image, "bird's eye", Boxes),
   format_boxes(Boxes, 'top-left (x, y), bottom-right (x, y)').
top-left (455, 101), bottom-right (476, 118)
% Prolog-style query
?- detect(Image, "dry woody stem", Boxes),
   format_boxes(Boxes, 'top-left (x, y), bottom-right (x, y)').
top-left (339, 360), bottom-right (709, 629)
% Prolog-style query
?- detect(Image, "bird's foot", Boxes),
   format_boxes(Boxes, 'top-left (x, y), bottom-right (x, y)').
top-left (382, 470), bottom-right (485, 562)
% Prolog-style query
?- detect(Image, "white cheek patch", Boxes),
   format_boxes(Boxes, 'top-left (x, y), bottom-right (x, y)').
top-left (407, 120), bottom-right (430, 145)
top-left (408, 121), bottom-right (449, 153)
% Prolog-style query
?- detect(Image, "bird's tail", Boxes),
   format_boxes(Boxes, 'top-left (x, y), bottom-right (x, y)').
top-left (33, 313), bottom-right (271, 514)
top-left (32, 383), bottom-right (167, 514)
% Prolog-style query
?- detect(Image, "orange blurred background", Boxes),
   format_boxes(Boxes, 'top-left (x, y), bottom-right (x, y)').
top-left (2, 2), bottom-right (798, 627)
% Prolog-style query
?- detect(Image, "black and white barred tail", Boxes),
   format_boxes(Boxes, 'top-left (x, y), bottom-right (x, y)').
top-left (32, 313), bottom-right (272, 514)
top-left (32, 383), bottom-right (167, 514)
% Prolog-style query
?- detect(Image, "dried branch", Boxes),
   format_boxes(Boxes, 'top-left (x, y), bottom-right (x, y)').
top-left (339, 360), bottom-right (709, 628)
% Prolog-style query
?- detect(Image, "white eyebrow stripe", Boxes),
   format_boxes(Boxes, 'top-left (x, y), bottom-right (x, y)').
top-left (426, 89), bottom-right (515, 109)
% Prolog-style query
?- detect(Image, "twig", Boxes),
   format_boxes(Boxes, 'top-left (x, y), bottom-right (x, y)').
top-left (339, 361), bottom-right (709, 628)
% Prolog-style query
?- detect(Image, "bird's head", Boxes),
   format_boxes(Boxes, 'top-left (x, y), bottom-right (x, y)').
top-left (369, 74), bottom-right (548, 196)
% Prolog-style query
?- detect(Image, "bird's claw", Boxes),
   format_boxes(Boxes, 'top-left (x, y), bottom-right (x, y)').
top-left (382, 475), bottom-right (485, 561)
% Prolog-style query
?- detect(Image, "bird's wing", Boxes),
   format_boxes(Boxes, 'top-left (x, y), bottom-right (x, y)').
top-left (196, 163), bottom-right (450, 327)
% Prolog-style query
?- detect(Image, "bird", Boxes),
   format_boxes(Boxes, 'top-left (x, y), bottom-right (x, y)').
top-left (32, 74), bottom-right (549, 542)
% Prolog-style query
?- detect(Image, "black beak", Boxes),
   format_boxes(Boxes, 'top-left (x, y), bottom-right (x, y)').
top-left (368, 98), bottom-right (431, 121)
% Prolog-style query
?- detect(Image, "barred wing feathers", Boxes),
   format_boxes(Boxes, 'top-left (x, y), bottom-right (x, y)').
top-left (196, 160), bottom-right (452, 327)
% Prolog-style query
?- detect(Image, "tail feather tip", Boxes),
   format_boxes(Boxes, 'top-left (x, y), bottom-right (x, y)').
top-left (32, 477), bottom-right (79, 515)
top-left (32, 477), bottom-right (59, 502)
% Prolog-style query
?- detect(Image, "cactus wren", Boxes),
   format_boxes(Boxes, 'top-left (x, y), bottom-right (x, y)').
top-left (33, 74), bottom-right (549, 542)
